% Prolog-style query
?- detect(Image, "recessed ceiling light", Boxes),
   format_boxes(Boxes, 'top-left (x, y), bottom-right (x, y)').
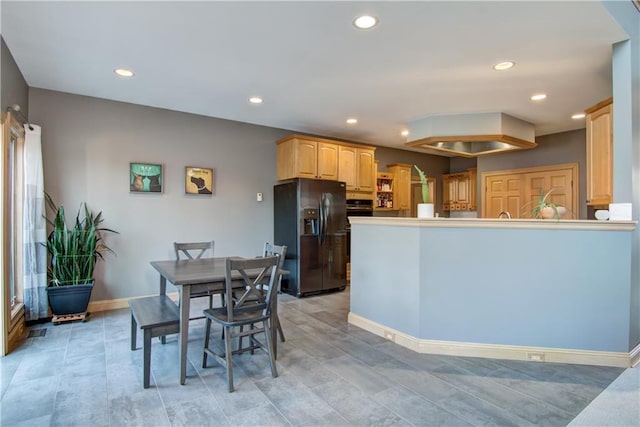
top-left (249, 97), bottom-right (263, 104)
top-left (346, 118), bottom-right (358, 125)
top-left (571, 113), bottom-right (586, 119)
top-left (353, 15), bottom-right (377, 29)
top-left (114, 68), bottom-right (134, 77)
top-left (531, 93), bottom-right (547, 101)
top-left (493, 61), bottom-right (515, 71)
top-left (401, 130), bottom-right (409, 137)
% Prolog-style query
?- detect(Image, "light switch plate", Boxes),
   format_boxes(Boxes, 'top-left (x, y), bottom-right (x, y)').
top-left (257, 192), bottom-right (263, 202)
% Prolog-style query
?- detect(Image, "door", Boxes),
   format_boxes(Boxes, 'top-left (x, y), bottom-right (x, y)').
top-left (319, 181), bottom-right (347, 291)
top-left (523, 169), bottom-right (574, 218)
top-left (338, 146), bottom-right (357, 190)
top-left (317, 142), bottom-right (339, 180)
top-left (586, 103), bottom-right (613, 206)
top-left (483, 164), bottom-right (578, 218)
top-left (356, 149), bottom-right (375, 192)
top-left (298, 179), bottom-right (325, 295)
top-left (484, 174), bottom-right (523, 218)
top-left (295, 139), bottom-right (318, 179)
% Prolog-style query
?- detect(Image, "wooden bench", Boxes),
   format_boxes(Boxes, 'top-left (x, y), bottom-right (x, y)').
top-left (129, 295), bottom-right (180, 388)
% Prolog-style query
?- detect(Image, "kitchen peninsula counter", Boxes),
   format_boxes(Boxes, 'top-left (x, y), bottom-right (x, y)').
top-left (348, 216), bottom-right (637, 367)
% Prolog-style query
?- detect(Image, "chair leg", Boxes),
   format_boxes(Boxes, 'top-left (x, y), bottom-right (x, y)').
top-left (249, 324), bottom-right (255, 355)
top-left (130, 313), bottom-right (137, 350)
top-left (203, 317), bottom-right (212, 368)
top-left (276, 314), bottom-right (286, 342)
top-left (143, 329), bottom-right (152, 389)
top-left (224, 325), bottom-right (234, 393)
top-left (263, 319), bottom-right (278, 379)
top-left (238, 325), bottom-right (244, 352)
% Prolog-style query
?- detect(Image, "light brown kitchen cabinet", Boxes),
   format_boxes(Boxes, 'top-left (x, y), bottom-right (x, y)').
top-left (468, 168), bottom-right (477, 211)
top-left (585, 98), bottom-right (613, 207)
top-left (339, 145), bottom-right (375, 193)
top-left (276, 135), bottom-right (339, 181)
top-left (387, 163), bottom-right (412, 210)
top-left (443, 171), bottom-right (475, 211)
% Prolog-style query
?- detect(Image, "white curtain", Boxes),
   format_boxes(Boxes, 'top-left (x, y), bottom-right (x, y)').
top-left (23, 124), bottom-right (48, 320)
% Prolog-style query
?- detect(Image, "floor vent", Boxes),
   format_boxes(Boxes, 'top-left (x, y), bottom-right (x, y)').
top-left (28, 329), bottom-right (47, 338)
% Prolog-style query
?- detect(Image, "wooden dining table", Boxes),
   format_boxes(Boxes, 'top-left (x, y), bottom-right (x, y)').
top-left (150, 256), bottom-right (283, 385)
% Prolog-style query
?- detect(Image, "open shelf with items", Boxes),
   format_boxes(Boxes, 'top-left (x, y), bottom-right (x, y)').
top-left (376, 172), bottom-right (395, 210)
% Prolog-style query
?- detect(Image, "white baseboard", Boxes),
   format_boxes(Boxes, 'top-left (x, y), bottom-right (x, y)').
top-left (630, 342), bottom-right (640, 367)
top-left (348, 312), bottom-right (633, 368)
top-left (88, 292), bottom-right (179, 312)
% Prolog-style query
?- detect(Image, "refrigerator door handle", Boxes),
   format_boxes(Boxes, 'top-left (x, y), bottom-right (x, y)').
top-left (318, 194), bottom-right (325, 244)
top-left (320, 192), bottom-right (330, 244)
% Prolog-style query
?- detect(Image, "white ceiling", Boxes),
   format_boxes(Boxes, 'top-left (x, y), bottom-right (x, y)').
top-left (1, 1), bottom-right (629, 151)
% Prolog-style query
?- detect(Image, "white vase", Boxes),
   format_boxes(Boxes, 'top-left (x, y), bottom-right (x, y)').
top-left (417, 203), bottom-right (434, 218)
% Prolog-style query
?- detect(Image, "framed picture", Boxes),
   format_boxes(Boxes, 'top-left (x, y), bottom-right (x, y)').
top-left (130, 162), bottom-right (163, 193)
top-left (185, 166), bottom-right (214, 195)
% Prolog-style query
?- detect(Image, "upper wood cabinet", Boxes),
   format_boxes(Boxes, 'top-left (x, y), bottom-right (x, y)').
top-left (277, 135), bottom-right (376, 199)
top-left (585, 98), bottom-right (613, 207)
top-left (387, 163), bottom-right (412, 210)
top-left (277, 135), bottom-right (339, 181)
top-left (442, 170), bottom-right (475, 211)
top-left (339, 145), bottom-right (375, 192)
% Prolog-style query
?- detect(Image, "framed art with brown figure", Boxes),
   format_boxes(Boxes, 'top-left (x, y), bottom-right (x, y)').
top-left (130, 162), bottom-right (163, 193)
top-left (185, 166), bottom-right (214, 195)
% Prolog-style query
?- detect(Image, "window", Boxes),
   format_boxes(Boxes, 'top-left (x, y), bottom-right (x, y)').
top-left (1, 112), bottom-right (26, 355)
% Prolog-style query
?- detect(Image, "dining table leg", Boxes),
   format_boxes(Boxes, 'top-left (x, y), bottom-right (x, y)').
top-left (159, 276), bottom-right (167, 295)
top-left (159, 275), bottom-right (168, 344)
top-left (179, 285), bottom-right (191, 385)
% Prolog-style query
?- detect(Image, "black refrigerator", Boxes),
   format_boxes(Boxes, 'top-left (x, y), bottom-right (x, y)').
top-left (274, 178), bottom-right (347, 297)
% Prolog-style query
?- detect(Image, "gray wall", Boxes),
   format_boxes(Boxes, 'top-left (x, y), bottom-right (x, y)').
top-left (1, 36), bottom-right (28, 118)
top-left (478, 129), bottom-right (587, 219)
top-left (28, 88), bottom-right (443, 302)
top-left (29, 88), bottom-right (291, 300)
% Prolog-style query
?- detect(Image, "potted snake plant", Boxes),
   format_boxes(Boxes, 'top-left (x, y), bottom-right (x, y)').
top-left (414, 165), bottom-right (434, 218)
top-left (44, 193), bottom-right (117, 318)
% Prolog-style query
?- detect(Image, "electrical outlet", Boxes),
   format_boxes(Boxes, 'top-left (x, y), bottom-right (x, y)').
top-left (527, 352), bottom-right (545, 362)
top-left (257, 192), bottom-right (263, 202)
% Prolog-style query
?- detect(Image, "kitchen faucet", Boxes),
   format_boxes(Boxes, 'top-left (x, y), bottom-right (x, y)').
top-left (497, 211), bottom-right (511, 219)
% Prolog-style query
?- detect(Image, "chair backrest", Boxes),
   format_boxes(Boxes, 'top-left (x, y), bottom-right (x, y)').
top-left (263, 242), bottom-right (287, 275)
top-left (174, 241), bottom-right (215, 260)
top-left (225, 255), bottom-right (279, 322)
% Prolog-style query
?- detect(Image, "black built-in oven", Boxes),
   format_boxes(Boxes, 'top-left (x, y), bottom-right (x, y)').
top-left (346, 199), bottom-right (373, 261)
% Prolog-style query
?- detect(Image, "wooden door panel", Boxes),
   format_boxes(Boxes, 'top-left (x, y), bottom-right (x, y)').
top-left (338, 146), bottom-right (357, 189)
top-left (297, 139), bottom-right (318, 178)
top-left (317, 142), bottom-right (339, 180)
top-left (357, 150), bottom-right (375, 191)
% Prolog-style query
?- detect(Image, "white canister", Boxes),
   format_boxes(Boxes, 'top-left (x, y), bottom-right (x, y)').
top-left (417, 203), bottom-right (434, 218)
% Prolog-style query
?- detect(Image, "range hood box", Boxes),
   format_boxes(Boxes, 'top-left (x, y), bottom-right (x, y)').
top-left (405, 112), bottom-right (537, 157)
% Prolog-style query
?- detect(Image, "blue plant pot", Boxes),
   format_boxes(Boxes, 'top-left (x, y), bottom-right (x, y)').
top-left (46, 283), bottom-right (94, 315)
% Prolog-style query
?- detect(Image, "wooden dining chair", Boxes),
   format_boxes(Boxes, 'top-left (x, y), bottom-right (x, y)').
top-left (261, 242), bottom-right (287, 344)
top-left (174, 241), bottom-right (216, 320)
top-left (202, 255), bottom-right (280, 392)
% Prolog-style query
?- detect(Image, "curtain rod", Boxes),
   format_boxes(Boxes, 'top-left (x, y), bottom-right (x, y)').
top-left (6, 104), bottom-right (34, 131)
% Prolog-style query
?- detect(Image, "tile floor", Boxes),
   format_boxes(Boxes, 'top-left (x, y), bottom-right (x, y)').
top-left (0, 288), bottom-right (626, 426)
